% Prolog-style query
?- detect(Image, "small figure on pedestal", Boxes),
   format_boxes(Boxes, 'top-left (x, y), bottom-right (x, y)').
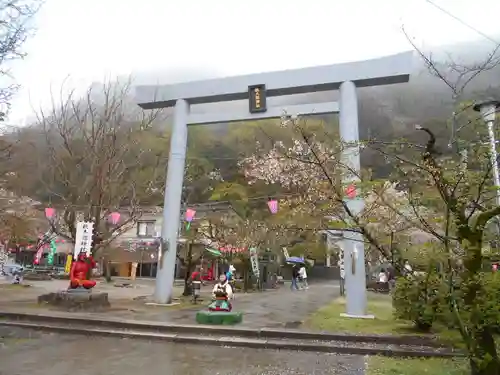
top-left (208, 273), bottom-right (233, 312)
top-left (69, 252), bottom-right (97, 290)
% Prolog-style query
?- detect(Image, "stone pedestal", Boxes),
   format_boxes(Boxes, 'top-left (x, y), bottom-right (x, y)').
top-left (38, 289), bottom-right (110, 312)
top-left (196, 310), bottom-right (243, 325)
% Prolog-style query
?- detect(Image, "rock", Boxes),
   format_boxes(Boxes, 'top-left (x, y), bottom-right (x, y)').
top-left (37, 290), bottom-right (110, 312)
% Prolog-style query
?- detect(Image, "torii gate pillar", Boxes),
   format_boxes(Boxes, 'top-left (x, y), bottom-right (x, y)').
top-left (135, 52), bottom-right (413, 315)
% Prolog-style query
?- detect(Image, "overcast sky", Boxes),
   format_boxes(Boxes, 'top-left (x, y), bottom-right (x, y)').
top-left (6, 0), bottom-right (500, 124)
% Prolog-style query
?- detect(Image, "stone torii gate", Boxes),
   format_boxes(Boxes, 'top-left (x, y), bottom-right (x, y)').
top-left (135, 52), bottom-right (413, 315)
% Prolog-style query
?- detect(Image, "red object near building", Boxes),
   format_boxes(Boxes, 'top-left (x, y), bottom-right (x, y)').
top-left (202, 262), bottom-right (215, 281)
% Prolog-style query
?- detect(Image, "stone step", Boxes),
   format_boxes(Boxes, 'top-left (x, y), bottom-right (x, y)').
top-left (0, 320), bottom-right (462, 358)
top-left (0, 310), bottom-right (447, 348)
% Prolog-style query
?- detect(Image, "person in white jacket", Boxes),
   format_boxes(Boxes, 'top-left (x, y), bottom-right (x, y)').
top-left (208, 273), bottom-right (234, 312)
top-left (298, 265), bottom-right (309, 290)
top-left (212, 273), bottom-right (234, 300)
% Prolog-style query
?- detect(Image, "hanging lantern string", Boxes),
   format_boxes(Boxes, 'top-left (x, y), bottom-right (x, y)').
top-left (36, 191), bottom-right (317, 210)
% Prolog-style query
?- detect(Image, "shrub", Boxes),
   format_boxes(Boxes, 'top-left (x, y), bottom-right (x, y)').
top-left (392, 272), bottom-right (445, 332)
top-left (442, 272), bottom-right (500, 334)
top-left (475, 272), bottom-right (500, 333)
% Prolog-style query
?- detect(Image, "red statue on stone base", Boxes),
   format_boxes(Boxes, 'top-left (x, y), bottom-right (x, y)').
top-left (69, 253), bottom-right (96, 289)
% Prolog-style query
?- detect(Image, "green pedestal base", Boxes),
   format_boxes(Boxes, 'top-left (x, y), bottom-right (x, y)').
top-left (196, 310), bottom-right (243, 325)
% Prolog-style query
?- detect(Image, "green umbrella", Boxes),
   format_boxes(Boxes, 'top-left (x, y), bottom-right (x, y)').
top-left (205, 247), bottom-right (222, 257)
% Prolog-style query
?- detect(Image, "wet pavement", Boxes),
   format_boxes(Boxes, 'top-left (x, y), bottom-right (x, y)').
top-left (1, 281), bottom-right (340, 329)
top-left (114, 282), bottom-right (341, 328)
top-left (0, 327), bottom-right (365, 375)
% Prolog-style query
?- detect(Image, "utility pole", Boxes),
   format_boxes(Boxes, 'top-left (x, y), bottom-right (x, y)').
top-left (474, 100), bottom-right (500, 206)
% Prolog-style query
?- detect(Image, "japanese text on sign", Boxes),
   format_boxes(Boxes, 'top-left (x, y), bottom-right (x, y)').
top-left (248, 84), bottom-right (267, 114)
top-left (74, 221), bottom-right (94, 257)
top-left (249, 247), bottom-right (260, 278)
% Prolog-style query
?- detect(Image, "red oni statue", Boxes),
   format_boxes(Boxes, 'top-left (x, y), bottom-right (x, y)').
top-left (69, 252), bottom-right (96, 289)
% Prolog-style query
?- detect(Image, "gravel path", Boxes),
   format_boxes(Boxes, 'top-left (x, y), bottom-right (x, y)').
top-left (1, 328), bottom-right (365, 375)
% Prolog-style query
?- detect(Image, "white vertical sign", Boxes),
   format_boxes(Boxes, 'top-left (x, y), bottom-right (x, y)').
top-left (282, 247), bottom-right (290, 259)
top-left (74, 221), bottom-right (94, 257)
top-left (337, 241), bottom-right (345, 280)
top-left (249, 247), bottom-right (260, 278)
top-left (0, 244), bottom-right (7, 275)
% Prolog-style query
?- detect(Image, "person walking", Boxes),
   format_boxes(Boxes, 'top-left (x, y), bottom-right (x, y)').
top-left (291, 264), bottom-right (299, 291)
top-left (299, 264), bottom-right (309, 289)
top-left (378, 268), bottom-right (388, 283)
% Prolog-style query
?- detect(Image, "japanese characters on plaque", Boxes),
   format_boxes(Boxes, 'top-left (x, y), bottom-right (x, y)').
top-left (73, 221), bottom-right (94, 257)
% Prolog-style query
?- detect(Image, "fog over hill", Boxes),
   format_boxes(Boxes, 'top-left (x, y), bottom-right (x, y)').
top-left (35, 36), bottom-right (500, 149)
top-left (118, 36), bottom-right (499, 137)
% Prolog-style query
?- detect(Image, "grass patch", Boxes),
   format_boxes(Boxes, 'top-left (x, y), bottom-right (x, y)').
top-left (366, 356), bottom-right (468, 375)
top-left (304, 292), bottom-right (459, 341)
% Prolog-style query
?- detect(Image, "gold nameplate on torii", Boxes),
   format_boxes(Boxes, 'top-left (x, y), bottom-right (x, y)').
top-left (248, 84), bottom-right (267, 113)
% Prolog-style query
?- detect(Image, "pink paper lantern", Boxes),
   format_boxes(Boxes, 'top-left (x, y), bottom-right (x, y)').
top-left (267, 199), bottom-right (278, 214)
top-left (109, 212), bottom-right (121, 225)
top-left (45, 207), bottom-right (55, 219)
top-left (185, 208), bottom-right (196, 222)
top-left (345, 184), bottom-right (357, 199)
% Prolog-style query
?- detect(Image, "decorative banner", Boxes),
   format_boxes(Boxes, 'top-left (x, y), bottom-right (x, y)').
top-left (282, 247), bottom-right (290, 259)
top-left (45, 207), bottom-right (56, 219)
top-left (109, 212), bottom-right (121, 225)
top-left (249, 247), bottom-right (260, 278)
top-left (267, 199), bottom-right (278, 214)
top-left (337, 249), bottom-right (345, 280)
top-left (64, 254), bottom-right (73, 273)
top-left (0, 245), bottom-right (7, 275)
top-left (34, 230), bottom-right (54, 265)
top-left (47, 239), bottom-right (57, 265)
top-left (73, 221), bottom-right (94, 257)
top-left (33, 244), bottom-right (45, 265)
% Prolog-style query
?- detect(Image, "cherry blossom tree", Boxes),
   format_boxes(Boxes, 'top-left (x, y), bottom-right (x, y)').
top-left (241, 116), bottom-right (438, 270)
